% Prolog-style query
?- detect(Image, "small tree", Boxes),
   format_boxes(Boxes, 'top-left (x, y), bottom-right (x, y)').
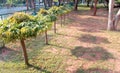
top-left (59, 5), bottom-right (73, 24)
top-left (48, 6), bottom-right (63, 33)
top-left (36, 8), bottom-right (57, 44)
top-left (0, 12), bottom-right (46, 66)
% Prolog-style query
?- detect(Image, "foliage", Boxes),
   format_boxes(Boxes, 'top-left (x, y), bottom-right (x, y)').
top-left (0, 3), bottom-right (74, 67)
top-left (36, 8), bottom-right (58, 31)
top-left (48, 6), bottom-right (62, 16)
top-left (8, 12), bottom-right (34, 24)
top-left (59, 5), bottom-right (73, 15)
top-left (48, 4), bottom-right (73, 16)
top-left (38, 8), bottom-right (49, 16)
top-left (0, 12), bottom-right (45, 43)
top-left (37, 8), bottom-right (57, 22)
top-left (0, 4), bottom-right (73, 43)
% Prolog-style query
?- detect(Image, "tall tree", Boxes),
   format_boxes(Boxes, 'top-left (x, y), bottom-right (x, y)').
top-left (74, 0), bottom-right (79, 11)
top-left (93, 0), bottom-right (98, 16)
top-left (0, 12), bottom-right (48, 66)
top-left (107, 0), bottom-right (115, 30)
top-left (113, 9), bottom-right (120, 29)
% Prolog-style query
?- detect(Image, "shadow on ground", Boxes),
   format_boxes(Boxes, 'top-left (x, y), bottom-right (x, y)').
top-left (76, 68), bottom-right (120, 73)
top-left (0, 47), bottom-right (18, 62)
top-left (28, 64), bottom-right (51, 73)
top-left (78, 34), bottom-right (110, 44)
top-left (71, 46), bottom-right (114, 61)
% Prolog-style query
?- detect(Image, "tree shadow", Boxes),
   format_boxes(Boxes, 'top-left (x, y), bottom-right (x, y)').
top-left (78, 34), bottom-right (110, 44)
top-left (28, 64), bottom-right (51, 73)
top-left (71, 46), bottom-right (114, 61)
top-left (0, 47), bottom-right (18, 62)
top-left (26, 34), bottom-right (54, 47)
top-left (0, 33), bottom-right (54, 62)
top-left (76, 68), bottom-right (120, 73)
top-left (56, 33), bottom-right (79, 39)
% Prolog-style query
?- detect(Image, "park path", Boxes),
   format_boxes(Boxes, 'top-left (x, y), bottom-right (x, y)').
top-left (0, 7), bottom-right (27, 21)
top-left (0, 7), bottom-right (27, 15)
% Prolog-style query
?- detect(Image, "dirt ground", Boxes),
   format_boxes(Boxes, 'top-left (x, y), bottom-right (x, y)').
top-left (59, 8), bottom-right (120, 73)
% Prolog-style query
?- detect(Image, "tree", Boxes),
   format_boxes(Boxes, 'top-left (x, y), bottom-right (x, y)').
top-left (74, 0), bottom-right (79, 11)
top-left (93, 0), bottom-right (98, 16)
top-left (26, 0), bottom-right (29, 10)
top-left (58, 0), bottom-right (61, 6)
top-left (37, 8), bottom-right (57, 44)
top-left (108, 0), bottom-right (120, 30)
top-left (108, 0), bottom-right (115, 30)
top-left (0, 12), bottom-right (46, 66)
top-left (86, 0), bottom-right (91, 7)
top-left (113, 9), bottom-right (120, 29)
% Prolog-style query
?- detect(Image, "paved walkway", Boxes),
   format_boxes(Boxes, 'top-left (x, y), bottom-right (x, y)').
top-left (0, 7), bottom-right (27, 15)
top-left (0, 7), bottom-right (28, 20)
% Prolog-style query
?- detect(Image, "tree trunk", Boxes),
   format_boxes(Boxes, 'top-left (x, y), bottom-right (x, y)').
top-left (43, 0), bottom-right (47, 8)
top-left (82, 0), bottom-right (85, 4)
top-left (50, 0), bottom-right (53, 7)
top-left (87, 0), bottom-right (90, 7)
top-left (61, 15), bottom-right (63, 27)
top-left (64, 14), bottom-right (66, 24)
top-left (32, 0), bottom-right (35, 9)
top-left (93, 0), bottom-right (98, 16)
top-left (74, 0), bottom-right (79, 11)
top-left (113, 9), bottom-right (120, 30)
top-left (63, 0), bottom-right (65, 4)
top-left (58, 0), bottom-right (61, 6)
top-left (20, 39), bottom-right (29, 66)
top-left (90, 0), bottom-right (94, 10)
top-left (45, 30), bottom-right (48, 45)
top-left (54, 21), bottom-right (57, 33)
top-left (39, 0), bottom-right (40, 6)
top-left (107, 0), bottom-right (115, 30)
top-left (26, 0), bottom-right (29, 10)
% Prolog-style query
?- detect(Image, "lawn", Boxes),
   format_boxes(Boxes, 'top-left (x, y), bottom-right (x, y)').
top-left (0, 6), bottom-right (120, 73)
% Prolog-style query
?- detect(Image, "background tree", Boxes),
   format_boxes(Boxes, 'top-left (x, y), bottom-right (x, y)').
top-left (108, 0), bottom-right (115, 30)
top-left (74, 0), bottom-right (79, 11)
top-left (93, 0), bottom-right (98, 16)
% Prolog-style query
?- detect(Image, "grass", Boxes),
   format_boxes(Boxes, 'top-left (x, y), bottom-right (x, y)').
top-left (0, 5), bottom-right (120, 73)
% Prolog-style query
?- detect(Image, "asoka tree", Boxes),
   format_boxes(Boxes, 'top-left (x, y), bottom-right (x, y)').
top-left (0, 12), bottom-right (46, 66)
top-left (59, 5), bottom-right (73, 25)
top-left (36, 8), bottom-right (57, 44)
top-left (48, 6), bottom-right (60, 33)
top-left (48, 5), bottom-right (71, 33)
